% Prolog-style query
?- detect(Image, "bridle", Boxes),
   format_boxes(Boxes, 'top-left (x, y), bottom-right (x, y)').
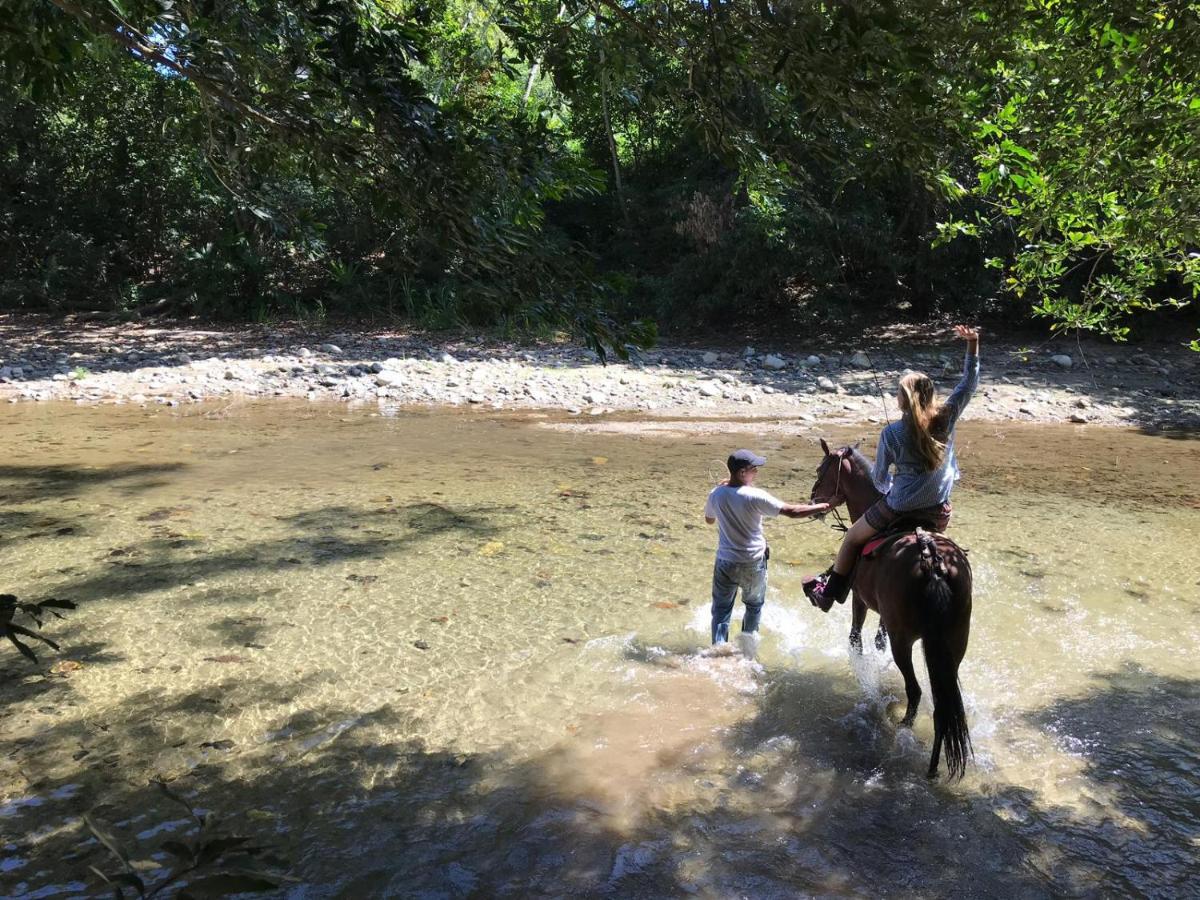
top-left (813, 448), bottom-right (853, 534)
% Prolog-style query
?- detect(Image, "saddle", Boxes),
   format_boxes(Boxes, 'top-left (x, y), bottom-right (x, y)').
top-left (861, 517), bottom-right (947, 559)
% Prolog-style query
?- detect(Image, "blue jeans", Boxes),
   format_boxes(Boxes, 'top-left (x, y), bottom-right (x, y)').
top-left (710, 557), bottom-right (767, 644)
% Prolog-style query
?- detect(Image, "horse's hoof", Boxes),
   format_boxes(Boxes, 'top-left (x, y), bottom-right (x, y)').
top-left (874, 632), bottom-right (888, 652)
top-left (849, 633), bottom-right (863, 654)
top-left (926, 767), bottom-right (940, 780)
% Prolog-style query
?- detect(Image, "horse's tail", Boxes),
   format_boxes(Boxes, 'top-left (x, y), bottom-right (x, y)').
top-left (916, 530), bottom-right (972, 780)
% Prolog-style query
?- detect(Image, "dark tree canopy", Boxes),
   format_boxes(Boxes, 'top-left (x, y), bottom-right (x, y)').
top-left (1, 1), bottom-right (1197, 349)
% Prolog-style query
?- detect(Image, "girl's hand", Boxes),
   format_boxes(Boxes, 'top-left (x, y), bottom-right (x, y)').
top-left (953, 325), bottom-right (980, 343)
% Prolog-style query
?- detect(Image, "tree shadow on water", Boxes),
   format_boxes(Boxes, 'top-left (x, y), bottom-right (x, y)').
top-left (0, 462), bottom-right (188, 504)
top-left (4, 652), bottom-right (1198, 898)
top-left (1016, 663), bottom-right (1200, 897)
top-left (26, 499), bottom-right (509, 607)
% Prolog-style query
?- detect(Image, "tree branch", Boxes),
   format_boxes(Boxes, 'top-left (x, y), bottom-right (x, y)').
top-left (45, 0), bottom-right (290, 131)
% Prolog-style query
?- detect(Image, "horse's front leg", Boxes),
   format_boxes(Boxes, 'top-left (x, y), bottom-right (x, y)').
top-left (849, 594), bottom-right (868, 654)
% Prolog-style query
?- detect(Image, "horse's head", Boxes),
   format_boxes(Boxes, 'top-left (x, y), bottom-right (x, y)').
top-left (810, 438), bottom-right (856, 508)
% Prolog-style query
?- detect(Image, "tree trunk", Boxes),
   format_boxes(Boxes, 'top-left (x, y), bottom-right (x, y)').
top-left (595, 5), bottom-right (629, 224)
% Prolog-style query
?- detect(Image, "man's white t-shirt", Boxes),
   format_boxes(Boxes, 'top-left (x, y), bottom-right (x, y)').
top-left (704, 485), bottom-right (785, 563)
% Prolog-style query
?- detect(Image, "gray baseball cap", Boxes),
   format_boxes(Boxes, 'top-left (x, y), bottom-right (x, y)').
top-left (727, 449), bottom-right (767, 472)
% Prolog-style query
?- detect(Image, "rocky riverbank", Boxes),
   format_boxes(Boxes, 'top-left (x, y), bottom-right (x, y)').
top-left (1, 317), bottom-right (1196, 431)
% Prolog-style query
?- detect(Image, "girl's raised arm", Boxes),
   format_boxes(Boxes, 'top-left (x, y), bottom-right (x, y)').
top-left (944, 326), bottom-right (981, 422)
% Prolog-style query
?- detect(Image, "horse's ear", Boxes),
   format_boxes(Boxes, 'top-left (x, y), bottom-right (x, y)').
top-left (841, 456), bottom-right (853, 474)
top-left (819, 438), bottom-right (830, 456)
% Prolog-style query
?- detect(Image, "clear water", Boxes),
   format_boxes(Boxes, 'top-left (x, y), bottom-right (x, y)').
top-left (1, 404), bottom-right (1198, 898)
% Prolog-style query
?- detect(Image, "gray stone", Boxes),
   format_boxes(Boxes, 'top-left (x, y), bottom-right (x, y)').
top-left (803, 355), bottom-right (821, 367)
top-left (850, 350), bottom-right (871, 369)
top-left (440, 352), bottom-right (457, 364)
top-left (1069, 413), bottom-right (1088, 424)
top-left (297, 347), bottom-right (314, 358)
top-left (763, 354), bottom-right (787, 370)
top-left (375, 371), bottom-right (404, 388)
top-left (742, 346), bottom-right (756, 357)
top-left (702, 351), bottom-right (720, 365)
top-left (698, 382), bottom-right (721, 397)
top-left (1051, 354), bottom-right (1073, 368)
top-left (817, 376), bottom-right (837, 393)
top-left (583, 391), bottom-right (607, 404)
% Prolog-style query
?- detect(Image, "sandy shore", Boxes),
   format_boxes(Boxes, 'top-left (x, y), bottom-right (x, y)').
top-left (1, 316), bottom-right (1196, 432)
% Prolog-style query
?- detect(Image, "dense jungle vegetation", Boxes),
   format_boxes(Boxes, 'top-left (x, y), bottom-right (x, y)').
top-left (2, 1), bottom-right (1198, 352)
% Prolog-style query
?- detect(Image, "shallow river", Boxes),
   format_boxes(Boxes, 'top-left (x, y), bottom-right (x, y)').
top-left (2, 403), bottom-right (1199, 898)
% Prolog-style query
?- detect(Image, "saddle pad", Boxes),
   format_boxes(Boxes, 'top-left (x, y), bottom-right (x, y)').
top-left (862, 529), bottom-right (924, 558)
top-left (862, 534), bottom-right (903, 558)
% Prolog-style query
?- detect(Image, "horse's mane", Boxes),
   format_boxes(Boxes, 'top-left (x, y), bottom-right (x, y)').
top-left (842, 446), bottom-right (875, 482)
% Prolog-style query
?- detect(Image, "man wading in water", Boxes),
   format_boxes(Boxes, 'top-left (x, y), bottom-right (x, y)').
top-left (705, 450), bottom-right (829, 648)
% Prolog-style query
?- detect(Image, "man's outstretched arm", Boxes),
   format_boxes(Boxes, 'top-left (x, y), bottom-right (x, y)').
top-left (779, 502), bottom-right (830, 519)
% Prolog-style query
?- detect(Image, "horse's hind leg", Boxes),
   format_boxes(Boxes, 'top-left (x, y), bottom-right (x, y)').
top-left (874, 622), bottom-right (888, 652)
top-left (890, 637), bottom-right (922, 727)
top-left (928, 731), bottom-right (945, 780)
top-left (849, 595), bottom-right (867, 654)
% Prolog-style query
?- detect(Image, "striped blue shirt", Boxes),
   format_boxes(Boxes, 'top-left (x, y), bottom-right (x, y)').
top-left (872, 352), bottom-right (980, 511)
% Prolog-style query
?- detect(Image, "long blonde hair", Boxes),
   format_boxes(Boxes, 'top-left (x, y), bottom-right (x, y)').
top-left (898, 371), bottom-right (947, 471)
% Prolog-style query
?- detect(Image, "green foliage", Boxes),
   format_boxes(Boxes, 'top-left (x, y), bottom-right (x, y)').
top-left (0, 0), bottom-right (1197, 346)
top-left (939, 2), bottom-right (1200, 343)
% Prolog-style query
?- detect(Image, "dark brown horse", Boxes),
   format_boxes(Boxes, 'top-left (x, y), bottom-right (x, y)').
top-left (810, 440), bottom-right (974, 779)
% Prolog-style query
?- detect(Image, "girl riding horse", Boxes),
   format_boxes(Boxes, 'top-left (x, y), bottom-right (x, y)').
top-left (805, 325), bottom-right (980, 611)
